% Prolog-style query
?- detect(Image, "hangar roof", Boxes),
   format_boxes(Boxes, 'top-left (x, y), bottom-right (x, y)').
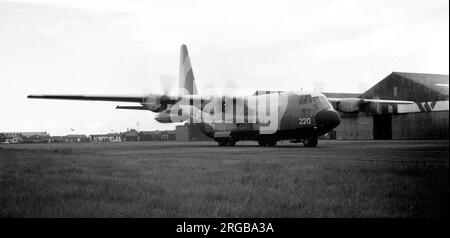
top-left (392, 72), bottom-right (449, 96)
top-left (361, 72), bottom-right (449, 102)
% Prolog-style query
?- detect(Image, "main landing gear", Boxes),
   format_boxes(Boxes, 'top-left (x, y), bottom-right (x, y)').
top-left (258, 139), bottom-right (277, 147)
top-left (302, 136), bottom-right (318, 147)
top-left (216, 137), bottom-right (318, 147)
top-left (217, 140), bottom-right (236, 146)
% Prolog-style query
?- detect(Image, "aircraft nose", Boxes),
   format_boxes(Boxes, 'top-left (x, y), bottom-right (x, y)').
top-left (315, 109), bottom-right (341, 132)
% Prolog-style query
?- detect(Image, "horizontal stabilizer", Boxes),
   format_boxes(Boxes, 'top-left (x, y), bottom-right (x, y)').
top-left (116, 105), bottom-right (147, 110)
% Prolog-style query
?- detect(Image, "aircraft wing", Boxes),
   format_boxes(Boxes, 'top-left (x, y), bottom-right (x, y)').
top-left (27, 93), bottom-right (182, 113)
top-left (327, 98), bottom-right (415, 104)
top-left (27, 94), bottom-right (143, 103)
top-left (327, 97), bottom-right (415, 114)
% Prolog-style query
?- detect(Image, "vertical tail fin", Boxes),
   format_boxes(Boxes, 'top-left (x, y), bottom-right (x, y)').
top-left (179, 44), bottom-right (198, 95)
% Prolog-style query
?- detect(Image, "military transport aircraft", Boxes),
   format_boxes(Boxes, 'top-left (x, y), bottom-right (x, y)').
top-left (28, 45), bottom-right (414, 147)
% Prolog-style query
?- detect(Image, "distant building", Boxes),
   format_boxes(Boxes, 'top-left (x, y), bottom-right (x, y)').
top-left (0, 132), bottom-right (50, 143)
top-left (49, 136), bottom-right (65, 143)
top-left (4, 136), bottom-right (22, 144)
top-left (140, 131), bottom-right (164, 141)
top-left (139, 130), bottom-right (176, 141)
top-left (1, 132), bottom-right (49, 137)
top-left (162, 131), bottom-right (176, 141)
top-left (65, 134), bottom-right (90, 143)
top-left (122, 129), bottom-right (140, 141)
top-left (90, 133), bottom-right (122, 142)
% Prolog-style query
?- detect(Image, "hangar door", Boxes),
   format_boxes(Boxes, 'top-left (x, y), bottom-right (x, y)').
top-left (373, 115), bottom-right (392, 140)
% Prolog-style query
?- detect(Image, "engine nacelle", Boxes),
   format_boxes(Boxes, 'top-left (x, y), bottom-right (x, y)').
top-left (336, 98), bottom-right (361, 113)
top-left (143, 95), bottom-right (167, 112)
top-left (154, 108), bottom-right (189, 123)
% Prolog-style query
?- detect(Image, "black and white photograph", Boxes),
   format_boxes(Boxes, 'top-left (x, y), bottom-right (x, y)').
top-left (0, 0), bottom-right (448, 234)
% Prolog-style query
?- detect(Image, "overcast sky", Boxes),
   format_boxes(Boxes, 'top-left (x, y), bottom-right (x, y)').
top-left (0, 0), bottom-right (448, 136)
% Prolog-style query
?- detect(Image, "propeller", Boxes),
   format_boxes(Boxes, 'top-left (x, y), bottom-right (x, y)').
top-left (200, 78), bottom-right (241, 97)
top-left (313, 81), bottom-right (327, 93)
top-left (356, 96), bottom-right (379, 125)
top-left (200, 80), bottom-right (221, 97)
top-left (158, 74), bottom-right (176, 95)
top-left (142, 74), bottom-right (178, 112)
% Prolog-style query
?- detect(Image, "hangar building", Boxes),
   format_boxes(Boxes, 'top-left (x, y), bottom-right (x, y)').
top-left (328, 72), bottom-right (449, 140)
top-left (174, 72), bottom-right (448, 141)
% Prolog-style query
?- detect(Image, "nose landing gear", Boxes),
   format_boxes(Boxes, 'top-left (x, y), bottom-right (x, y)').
top-left (302, 136), bottom-right (318, 147)
top-left (218, 140), bottom-right (236, 146)
top-left (258, 139), bottom-right (277, 147)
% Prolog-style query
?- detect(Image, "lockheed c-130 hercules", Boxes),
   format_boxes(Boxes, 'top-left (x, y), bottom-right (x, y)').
top-left (28, 45), bottom-right (414, 147)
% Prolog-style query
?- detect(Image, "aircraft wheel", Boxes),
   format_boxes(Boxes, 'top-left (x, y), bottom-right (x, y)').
top-left (218, 141), bottom-right (226, 146)
top-left (303, 136), bottom-right (318, 147)
top-left (267, 140), bottom-right (277, 147)
top-left (218, 140), bottom-right (235, 146)
top-left (226, 140), bottom-right (236, 146)
top-left (258, 140), bottom-right (276, 147)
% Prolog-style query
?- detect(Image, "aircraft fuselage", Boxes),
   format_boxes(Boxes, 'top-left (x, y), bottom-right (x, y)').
top-left (155, 91), bottom-right (341, 146)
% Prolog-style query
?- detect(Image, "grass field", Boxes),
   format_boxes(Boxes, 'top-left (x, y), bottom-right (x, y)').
top-left (0, 140), bottom-right (448, 218)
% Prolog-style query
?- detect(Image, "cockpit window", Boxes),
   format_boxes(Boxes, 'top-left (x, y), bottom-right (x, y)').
top-left (299, 95), bottom-right (312, 104)
top-left (312, 95), bottom-right (332, 109)
top-left (312, 96), bottom-right (320, 104)
top-left (319, 96), bottom-right (332, 108)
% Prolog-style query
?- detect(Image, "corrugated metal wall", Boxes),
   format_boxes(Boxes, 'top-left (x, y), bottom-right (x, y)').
top-left (392, 111), bottom-right (449, 139)
top-left (333, 112), bottom-right (449, 140)
top-left (335, 116), bottom-right (373, 140)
